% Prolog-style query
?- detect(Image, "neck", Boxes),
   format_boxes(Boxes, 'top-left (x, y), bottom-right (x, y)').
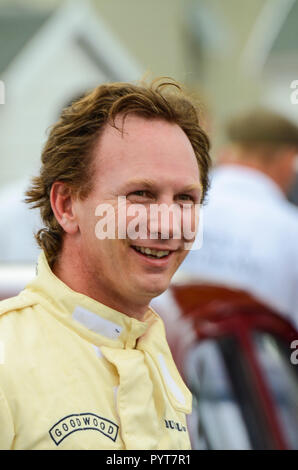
top-left (52, 241), bottom-right (148, 322)
top-left (219, 144), bottom-right (295, 194)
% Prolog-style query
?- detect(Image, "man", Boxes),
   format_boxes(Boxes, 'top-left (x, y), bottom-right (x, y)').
top-left (177, 108), bottom-right (298, 326)
top-left (0, 79), bottom-right (211, 449)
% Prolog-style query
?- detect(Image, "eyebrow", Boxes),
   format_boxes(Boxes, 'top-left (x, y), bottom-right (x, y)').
top-left (122, 179), bottom-right (202, 193)
top-left (123, 178), bottom-right (158, 189)
top-left (181, 183), bottom-right (202, 192)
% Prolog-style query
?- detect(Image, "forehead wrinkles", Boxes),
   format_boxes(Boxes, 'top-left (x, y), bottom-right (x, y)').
top-left (90, 116), bottom-right (200, 186)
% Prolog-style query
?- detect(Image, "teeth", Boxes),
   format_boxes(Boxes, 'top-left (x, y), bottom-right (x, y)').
top-left (134, 246), bottom-right (170, 258)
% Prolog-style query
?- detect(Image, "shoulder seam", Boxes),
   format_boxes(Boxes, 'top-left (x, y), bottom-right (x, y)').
top-left (0, 292), bottom-right (35, 317)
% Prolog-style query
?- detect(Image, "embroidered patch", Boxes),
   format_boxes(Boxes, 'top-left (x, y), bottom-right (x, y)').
top-left (49, 413), bottom-right (119, 445)
top-left (164, 419), bottom-right (187, 432)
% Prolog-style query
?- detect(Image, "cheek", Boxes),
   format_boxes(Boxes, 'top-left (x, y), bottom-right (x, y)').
top-left (83, 218), bottom-right (99, 248)
top-left (181, 207), bottom-right (198, 241)
top-left (173, 248), bottom-right (186, 266)
top-left (125, 205), bottom-right (149, 241)
top-left (76, 199), bottom-right (98, 240)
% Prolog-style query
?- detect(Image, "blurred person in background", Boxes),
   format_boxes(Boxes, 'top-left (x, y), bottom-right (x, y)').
top-left (176, 108), bottom-right (298, 328)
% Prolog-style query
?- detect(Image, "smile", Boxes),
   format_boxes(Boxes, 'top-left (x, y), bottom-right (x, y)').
top-left (132, 246), bottom-right (171, 259)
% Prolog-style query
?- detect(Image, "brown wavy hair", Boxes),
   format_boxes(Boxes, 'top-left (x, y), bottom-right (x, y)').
top-left (25, 78), bottom-right (211, 267)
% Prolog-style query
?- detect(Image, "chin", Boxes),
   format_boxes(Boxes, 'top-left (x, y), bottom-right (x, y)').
top-left (142, 280), bottom-right (170, 299)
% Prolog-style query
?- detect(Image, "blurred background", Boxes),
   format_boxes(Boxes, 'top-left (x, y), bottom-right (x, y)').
top-left (0, 0), bottom-right (298, 450)
top-left (1, 0), bottom-right (298, 186)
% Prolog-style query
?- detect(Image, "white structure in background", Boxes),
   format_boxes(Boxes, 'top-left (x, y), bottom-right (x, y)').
top-left (241, 0), bottom-right (298, 120)
top-left (241, 0), bottom-right (298, 204)
top-left (0, 0), bottom-right (141, 263)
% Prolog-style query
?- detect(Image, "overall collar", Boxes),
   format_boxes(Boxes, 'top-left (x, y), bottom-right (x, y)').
top-left (25, 251), bottom-right (151, 349)
top-left (25, 252), bottom-right (192, 413)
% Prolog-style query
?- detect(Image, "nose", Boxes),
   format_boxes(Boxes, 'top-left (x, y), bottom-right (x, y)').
top-left (148, 201), bottom-right (183, 241)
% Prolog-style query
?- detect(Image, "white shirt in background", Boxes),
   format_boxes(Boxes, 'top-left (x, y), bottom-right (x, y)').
top-left (177, 165), bottom-right (298, 328)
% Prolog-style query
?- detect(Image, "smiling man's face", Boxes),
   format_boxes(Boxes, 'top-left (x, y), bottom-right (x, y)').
top-left (73, 114), bottom-right (201, 314)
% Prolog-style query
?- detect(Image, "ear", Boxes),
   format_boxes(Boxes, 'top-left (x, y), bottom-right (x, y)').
top-left (50, 181), bottom-right (79, 235)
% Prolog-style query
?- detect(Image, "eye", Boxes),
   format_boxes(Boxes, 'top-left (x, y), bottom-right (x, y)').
top-left (129, 190), bottom-right (152, 198)
top-left (177, 194), bottom-right (195, 203)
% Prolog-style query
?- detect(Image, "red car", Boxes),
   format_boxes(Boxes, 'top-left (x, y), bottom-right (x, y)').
top-left (163, 284), bottom-right (298, 450)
